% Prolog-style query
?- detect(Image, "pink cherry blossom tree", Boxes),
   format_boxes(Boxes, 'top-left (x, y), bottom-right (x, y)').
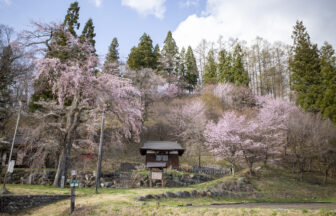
top-left (213, 83), bottom-right (256, 110)
top-left (204, 94), bottom-right (299, 175)
top-left (170, 99), bottom-right (207, 165)
top-left (204, 112), bottom-right (242, 176)
top-left (256, 95), bottom-right (299, 165)
top-left (31, 25), bottom-right (142, 187)
top-left (204, 111), bottom-right (262, 175)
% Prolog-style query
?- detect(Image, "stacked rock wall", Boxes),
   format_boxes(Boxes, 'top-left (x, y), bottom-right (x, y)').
top-left (0, 194), bottom-right (70, 213)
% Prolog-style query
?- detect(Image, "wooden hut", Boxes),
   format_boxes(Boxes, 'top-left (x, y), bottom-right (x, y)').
top-left (140, 141), bottom-right (184, 187)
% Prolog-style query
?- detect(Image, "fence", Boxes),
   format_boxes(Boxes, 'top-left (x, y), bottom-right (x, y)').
top-left (190, 165), bottom-right (230, 176)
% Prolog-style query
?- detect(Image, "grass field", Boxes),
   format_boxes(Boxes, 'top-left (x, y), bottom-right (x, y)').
top-left (2, 168), bottom-right (336, 216)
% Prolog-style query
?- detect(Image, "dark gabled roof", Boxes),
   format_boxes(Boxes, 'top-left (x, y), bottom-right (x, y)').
top-left (140, 141), bottom-right (185, 156)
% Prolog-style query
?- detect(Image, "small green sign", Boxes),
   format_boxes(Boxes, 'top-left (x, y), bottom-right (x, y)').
top-left (70, 180), bottom-right (79, 187)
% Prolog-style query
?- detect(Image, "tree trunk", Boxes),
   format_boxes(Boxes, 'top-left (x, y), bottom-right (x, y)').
top-left (53, 96), bottom-right (79, 187)
top-left (300, 163), bottom-right (304, 181)
top-left (248, 161), bottom-right (255, 176)
top-left (263, 149), bottom-right (268, 166)
top-left (323, 168), bottom-right (328, 185)
top-left (53, 147), bottom-right (66, 187)
top-left (307, 158), bottom-right (312, 172)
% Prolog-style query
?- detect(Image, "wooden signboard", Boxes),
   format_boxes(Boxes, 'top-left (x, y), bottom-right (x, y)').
top-left (7, 160), bottom-right (15, 173)
top-left (151, 171), bottom-right (163, 180)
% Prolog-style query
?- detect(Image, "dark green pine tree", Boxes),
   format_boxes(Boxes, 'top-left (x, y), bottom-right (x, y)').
top-left (178, 47), bottom-right (186, 78)
top-left (80, 18), bottom-right (96, 48)
top-left (319, 42), bottom-right (336, 123)
top-left (46, 1), bottom-right (81, 61)
top-left (203, 49), bottom-right (217, 85)
top-left (161, 31), bottom-right (179, 80)
top-left (175, 47), bottom-right (186, 89)
top-left (217, 49), bottom-right (233, 83)
top-left (127, 33), bottom-right (158, 70)
top-left (31, 1), bottom-right (82, 109)
top-left (63, 1), bottom-right (80, 37)
top-left (178, 47), bottom-right (186, 75)
top-left (103, 37), bottom-right (120, 76)
top-left (232, 44), bottom-right (249, 86)
top-left (154, 44), bottom-right (161, 70)
top-left (105, 37), bottom-right (119, 64)
top-left (184, 46), bottom-right (198, 92)
top-left (289, 20), bottom-right (321, 112)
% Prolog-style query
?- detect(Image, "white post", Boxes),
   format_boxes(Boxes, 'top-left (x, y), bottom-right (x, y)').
top-left (95, 107), bottom-right (105, 194)
top-left (1, 101), bottom-right (22, 194)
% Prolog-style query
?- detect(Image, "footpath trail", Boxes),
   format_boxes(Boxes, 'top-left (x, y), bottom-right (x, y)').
top-left (194, 202), bottom-right (336, 210)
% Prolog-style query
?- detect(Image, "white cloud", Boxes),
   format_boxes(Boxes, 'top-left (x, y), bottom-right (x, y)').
top-left (173, 0), bottom-right (336, 50)
top-left (121, 0), bottom-right (166, 19)
top-left (1, 0), bottom-right (11, 5)
top-left (89, 0), bottom-right (102, 8)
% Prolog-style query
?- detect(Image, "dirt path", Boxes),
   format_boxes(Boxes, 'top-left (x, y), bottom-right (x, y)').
top-left (193, 202), bottom-right (336, 210)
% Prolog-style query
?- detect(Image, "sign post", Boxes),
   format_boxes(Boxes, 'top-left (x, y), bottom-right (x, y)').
top-left (1, 101), bottom-right (22, 194)
top-left (95, 107), bottom-right (105, 194)
top-left (70, 170), bottom-right (77, 214)
top-left (151, 170), bottom-right (164, 188)
top-left (7, 160), bottom-right (15, 173)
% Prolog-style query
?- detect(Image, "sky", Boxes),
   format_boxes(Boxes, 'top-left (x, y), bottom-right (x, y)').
top-left (1, 0), bottom-right (335, 61)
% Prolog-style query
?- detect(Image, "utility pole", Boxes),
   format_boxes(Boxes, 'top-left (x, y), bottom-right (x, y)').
top-left (95, 107), bottom-right (105, 194)
top-left (1, 101), bottom-right (22, 194)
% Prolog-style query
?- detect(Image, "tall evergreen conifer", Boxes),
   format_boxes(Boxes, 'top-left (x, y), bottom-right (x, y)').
top-left (319, 42), bottom-right (336, 122)
top-left (184, 46), bottom-right (198, 92)
top-left (232, 44), bottom-right (249, 86)
top-left (203, 49), bottom-right (217, 84)
top-left (289, 21), bottom-right (321, 112)
top-left (63, 1), bottom-right (80, 37)
top-left (80, 18), bottom-right (96, 48)
top-left (154, 44), bottom-right (161, 70)
top-left (161, 31), bottom-right (179, 80)
top-left (217, 49), bottom-right (233, 83)
top-left (177, 47), bottom-right (186, 89)
top-left (127, 33), bottom-right (158, 70)
top-left (105, 37), bottom-right (119, 64)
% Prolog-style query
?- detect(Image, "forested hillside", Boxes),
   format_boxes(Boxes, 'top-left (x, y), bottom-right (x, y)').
top-left (1, 1), bottom-right (336, 187)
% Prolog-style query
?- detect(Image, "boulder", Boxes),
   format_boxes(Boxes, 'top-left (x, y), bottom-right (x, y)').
top-left (134, 196), bottom-right (145, 201)
top-left (145, 194), bottom-right (154, 199)
top-left (237, 177), bottom-right (245, 187)
top-left (210, 189), bottom-right (220, 197)
top-left (176, 191), bottom-right (185, 198)
top-left (191, 190), bottom-right (199, 197)
top-left (166, 192), bottom-right (177, 198)
top-left (200, 191), bottom-right (208, 197)
top-left (105, 182), bottom-right (113, 188)
top-left (220, 190), bottom-right (228, 197)
top-left (183, 191), bottom-right (191, 198)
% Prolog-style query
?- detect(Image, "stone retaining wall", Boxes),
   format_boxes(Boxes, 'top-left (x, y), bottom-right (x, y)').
top-left (1, 169), bottom-right (214, 188)
top-left (134, 177), bottom-right (261, 201)
top-left (0, 194), bottom-right (70, 213)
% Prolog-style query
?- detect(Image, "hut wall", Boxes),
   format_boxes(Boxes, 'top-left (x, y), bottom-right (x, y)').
top-left (145, 154), bottom-right (179, 169)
